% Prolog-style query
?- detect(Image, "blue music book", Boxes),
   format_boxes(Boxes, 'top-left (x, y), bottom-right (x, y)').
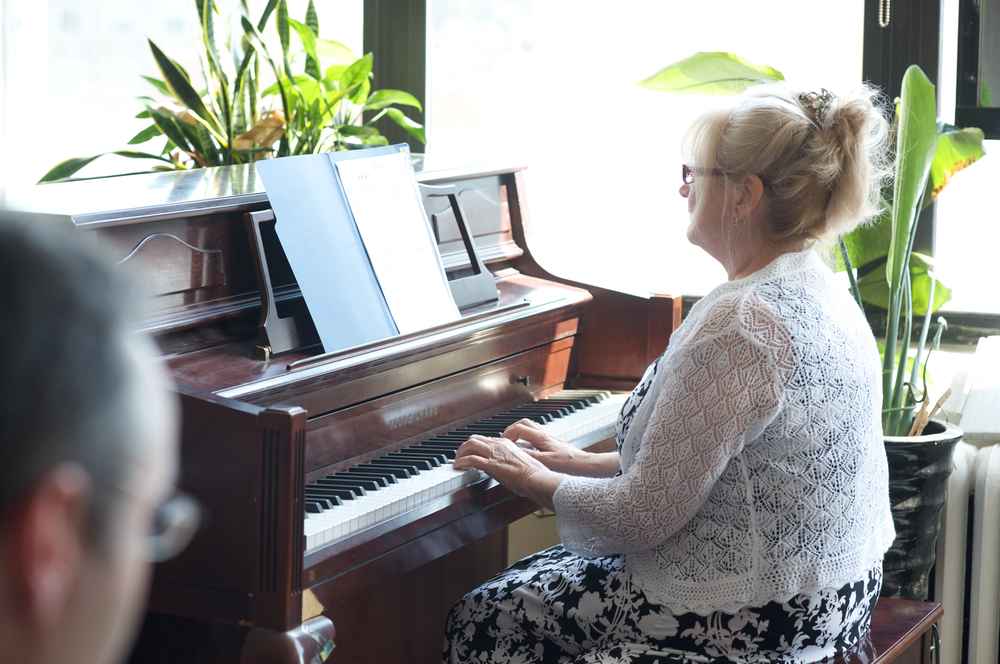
top-left (257, 146), bottom-right (405, 353)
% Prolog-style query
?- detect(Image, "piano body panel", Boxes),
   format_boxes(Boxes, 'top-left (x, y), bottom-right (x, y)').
top-left (149, 388), bottom-right (307, 631)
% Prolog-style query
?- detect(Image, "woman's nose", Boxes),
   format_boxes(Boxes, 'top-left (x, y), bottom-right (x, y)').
top-left (679, 183), bottom-right (691, 198)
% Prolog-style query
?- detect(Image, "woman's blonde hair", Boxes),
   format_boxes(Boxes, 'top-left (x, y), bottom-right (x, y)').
top-left (685, 84), bottom-right (893, 241)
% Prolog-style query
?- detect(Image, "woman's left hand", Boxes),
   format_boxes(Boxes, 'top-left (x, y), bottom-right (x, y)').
top-left (453, 435), bottom-right (562, 509)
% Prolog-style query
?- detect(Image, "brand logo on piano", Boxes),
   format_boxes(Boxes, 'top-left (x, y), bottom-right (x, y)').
top-left (384, 406), bottom-right (440, 431)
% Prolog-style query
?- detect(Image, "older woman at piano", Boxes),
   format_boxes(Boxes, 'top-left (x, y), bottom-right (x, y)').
top-left (446, 85), bottom-right (895, 664)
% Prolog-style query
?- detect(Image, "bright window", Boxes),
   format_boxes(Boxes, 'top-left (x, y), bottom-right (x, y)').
top-left (425, 2), bottom-right (864, 296)
top-left (0, 1), bottom-right (362, 188)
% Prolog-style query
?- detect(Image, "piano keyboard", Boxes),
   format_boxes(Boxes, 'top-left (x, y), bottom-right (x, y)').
top-left (304, 390), bottom-right (627, 553)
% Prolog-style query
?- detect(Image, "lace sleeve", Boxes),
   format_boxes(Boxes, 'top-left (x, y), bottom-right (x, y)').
top-left (553, 301), bottom-right (787, 556)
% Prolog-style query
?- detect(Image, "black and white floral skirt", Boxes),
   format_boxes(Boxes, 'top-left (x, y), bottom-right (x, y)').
top-left (443, 545), bottom-right (881, 664)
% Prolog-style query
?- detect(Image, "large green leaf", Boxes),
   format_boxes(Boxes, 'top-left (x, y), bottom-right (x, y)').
top-left (858, 252), bottom-right (952, 315)
top-left (838, 209), bottom-right (892, 271)
top-left (148, 39), bottom-right (220, 136)
top-left (928, 127), bottom-right (985, 199)
top-left (383, 107), bottom-right (425, 144)
top-left (317, 39), bottom-right (356, 66)
top-left (639, 51), bottom-right (784, 95)
top-left (887, 66), bottom-right (937, 289)
top-left (340, 54), bottom-right (373, 104)
top-left (288, 18), bottom-right (320, 80)
top-left (365, 89), bottom-right (422, 112)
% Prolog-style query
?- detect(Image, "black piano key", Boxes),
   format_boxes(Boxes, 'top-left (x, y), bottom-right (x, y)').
top-left (306, 486), bottom-right (356, 501)
top-left (305, 501), bottom-right (324, 514)
top-left (384, 451), bottom-right (440, 467)
top-left (305, 493), bottom-right (344, 508)
top-left (371, 456), bottom-right (424, 472)
top-left (313, 479), bottom-right (367, 496)
top-left (344, 469), bottom-right (394, 486)
top-left (356, 462), bottom-right (413, 479)
top-left (415, 443), bottom-right (457, 459)
top-left (309, 497), bottom-right (337, 510)
top-left (327, 475), bottom-right (380, 491)
top-left (380, 454), bottom-right (434, 470)
top-left (393, 448), bottom-right (449, 465)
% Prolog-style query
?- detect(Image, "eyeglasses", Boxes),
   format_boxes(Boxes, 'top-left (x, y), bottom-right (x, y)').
top-left (145, 492), bottom-right (201, 563)
top-left (682, 164), bottom-right (727, 185)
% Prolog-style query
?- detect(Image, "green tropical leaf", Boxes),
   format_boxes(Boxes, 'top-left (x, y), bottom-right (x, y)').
top-left (127, 124), bottom-right (163, 145)
top-left (887, 66), bottom-right (938, 290)
top-left (136, 109), bottom-right (152, 119)
top-left (858, 253), bottom-right (952, 315)
top-left (318, 39), bottom-right (356, 66)
top-left (340, 54), bottom-right (373, 103)
top-left (383, 107), bottom-right (425, 144)
top-left (147, 106), bottom-right (195, 153)
top-left (639, 51), bottom-right (784, 95)
top-left (838, 208), bottom-right (892, 271)
top-left (365, 89), bottom-right (422, 112)
top-left (288, 18), bottom-right (320, 80)
top-left (928, 126), bottom-right (985, 200)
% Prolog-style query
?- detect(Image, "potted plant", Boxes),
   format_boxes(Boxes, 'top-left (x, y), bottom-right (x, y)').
top-left (642, 54), bottom-right (985, 599)
top-left (39, 0), bottom-right (424, 182)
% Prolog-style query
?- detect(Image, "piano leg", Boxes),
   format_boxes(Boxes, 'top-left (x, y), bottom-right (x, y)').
top-left (127, 614), bottom-right (335, 664)
top-left (241, 616), bottom-right (336, 664)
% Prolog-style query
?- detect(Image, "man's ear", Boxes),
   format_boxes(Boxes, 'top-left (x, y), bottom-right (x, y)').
top-left (7, 464), bottom-right (92, 632)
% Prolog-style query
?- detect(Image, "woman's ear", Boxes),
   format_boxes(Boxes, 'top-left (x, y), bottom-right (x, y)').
top-left (737, 174), bottom-right (765, 218)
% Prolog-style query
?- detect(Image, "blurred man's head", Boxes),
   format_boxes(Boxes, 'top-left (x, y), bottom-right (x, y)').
top-left (0, 221), bottom-right (181, 664)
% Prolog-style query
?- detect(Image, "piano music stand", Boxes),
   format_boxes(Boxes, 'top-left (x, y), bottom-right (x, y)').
top-left (245, 183), bottom-right (499, 361)
top-left (420, 182), bottom-right (500, 311)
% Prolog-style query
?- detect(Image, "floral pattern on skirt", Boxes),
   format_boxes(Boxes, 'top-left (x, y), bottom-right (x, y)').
top-left (443, 545), bottom-right (882, 663)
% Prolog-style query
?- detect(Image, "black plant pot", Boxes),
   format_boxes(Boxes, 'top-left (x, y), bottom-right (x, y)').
top-left (882, 419), bottom-right (962, 600)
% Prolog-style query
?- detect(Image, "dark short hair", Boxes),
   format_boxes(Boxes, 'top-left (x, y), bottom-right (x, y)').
top-left (0, 219), bottom-right (142, 543)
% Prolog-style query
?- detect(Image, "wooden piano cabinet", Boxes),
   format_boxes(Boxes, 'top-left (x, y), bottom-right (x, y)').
top-left (149, 388), bottom-right (308, 631)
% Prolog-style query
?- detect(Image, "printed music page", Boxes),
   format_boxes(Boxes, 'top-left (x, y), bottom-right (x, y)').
top-left (334, 151), bottom-right (461, 334)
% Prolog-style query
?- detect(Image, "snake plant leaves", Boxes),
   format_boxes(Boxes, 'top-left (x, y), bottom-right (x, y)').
top-left (639, 52), bottom-right (784, 95)
top-left (858, 252), bottom-right (952, 315)
top-left (304, 0), bottom-right (320, 79)
top-left (127, 124), bottom-right (163, 145)
top-left (141, 75), bottom-right (170, 96)
top-left (148, 40), bottom-right (220, 137)
top-left (365, 90), bottom-right (422, 112)
top-left (38, 151), bottom-right (172, 183)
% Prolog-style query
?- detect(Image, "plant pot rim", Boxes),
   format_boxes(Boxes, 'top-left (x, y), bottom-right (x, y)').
top-left (884, 418), bottom-right (963, 444)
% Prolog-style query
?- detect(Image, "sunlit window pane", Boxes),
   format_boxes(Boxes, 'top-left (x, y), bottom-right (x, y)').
top-left (426, 1), bottom-right (864, 296)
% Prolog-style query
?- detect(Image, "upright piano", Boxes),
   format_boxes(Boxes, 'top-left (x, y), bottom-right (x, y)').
top-left (10, 162), bottom-right (681, 663)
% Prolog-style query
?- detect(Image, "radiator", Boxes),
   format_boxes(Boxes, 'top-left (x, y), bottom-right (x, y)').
top-left (934, 442), bottom-right (1000, 664)
top-left (932, 336), bottom-right (1000, 663)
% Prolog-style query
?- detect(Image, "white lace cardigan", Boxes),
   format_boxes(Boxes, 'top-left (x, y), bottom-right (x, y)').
top-left (553, 248), bottom-right (896, 615)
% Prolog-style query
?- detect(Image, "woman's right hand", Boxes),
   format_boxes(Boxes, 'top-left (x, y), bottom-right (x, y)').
top-left (501, 419), bottom-right (588, 475)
